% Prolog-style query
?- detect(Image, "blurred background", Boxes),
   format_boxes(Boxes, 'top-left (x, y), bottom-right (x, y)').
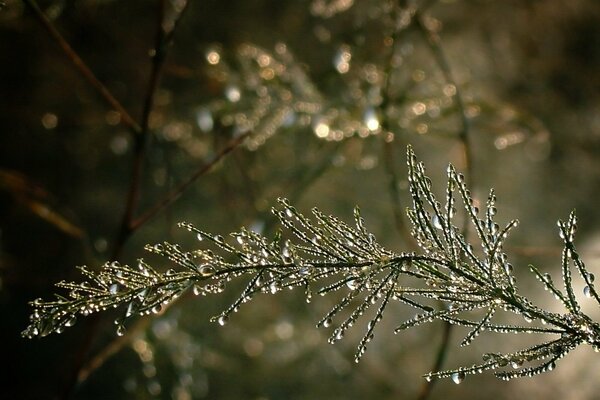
top-left (2, 0), bottom-right (600, 399)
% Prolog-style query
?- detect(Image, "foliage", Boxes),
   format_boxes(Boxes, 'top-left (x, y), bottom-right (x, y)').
top-left (23, 146), bottom-right (600, 383)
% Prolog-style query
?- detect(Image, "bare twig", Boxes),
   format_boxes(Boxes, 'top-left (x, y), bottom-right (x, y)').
top-left (130, 131), bottom-right (251, 231)
top-left (59, 2), bottom-right (190, 397)
top-left (23, 0), bottom-right (141, 134)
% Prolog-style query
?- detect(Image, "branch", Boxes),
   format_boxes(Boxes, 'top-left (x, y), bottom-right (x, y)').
top-left (130, 131), bottom-right (251, 231)
top-left (23, 0), bottom-right (141, 134)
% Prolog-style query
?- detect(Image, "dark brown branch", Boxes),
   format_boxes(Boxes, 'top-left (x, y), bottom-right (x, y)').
top-left (61, 2), bottom-right (190, 397)
top-left (23, 0), bottom-right (141, 134)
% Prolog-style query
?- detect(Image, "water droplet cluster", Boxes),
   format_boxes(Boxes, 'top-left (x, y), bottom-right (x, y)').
top-left (23, 146), bottom-right (600, 385)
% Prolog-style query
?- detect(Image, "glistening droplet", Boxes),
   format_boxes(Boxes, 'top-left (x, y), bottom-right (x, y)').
top-left (451, 372), bottom-right (465, 384)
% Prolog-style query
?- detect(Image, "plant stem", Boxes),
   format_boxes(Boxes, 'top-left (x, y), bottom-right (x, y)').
top-left (23, 0), bottom-right (141, 134)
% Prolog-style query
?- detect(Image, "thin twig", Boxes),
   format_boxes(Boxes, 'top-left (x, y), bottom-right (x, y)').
top-left (23, 0), bottom-right (141, 134)
top-left (414, 8), bottom-right (472, 194)
top-left (60, 2), bottom-right (190, 397)
top-left (76, 316), bottom-right (152, 384)
top-left (130, 131), bottom-right (251, 231)
top-left (115, 0), bottom-right (171, 250)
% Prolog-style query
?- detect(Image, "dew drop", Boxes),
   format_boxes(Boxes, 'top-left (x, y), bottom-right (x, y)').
top-left (109, 284), bottom-right (119, 294)
top-left (432, 215), bottom-right (443, 230)
top-left (451, 372), bottom-right (465, 384)
top-left (192, 285), bottom-right (203, 296)
top-left (323, 318), bottom-right (332, 328)
top-left (196, 233), bottom-right (203, 241)
top-left (584, 286), bottom-right (592, 298)
top-left (116, 324), bottom-right (126, 336)
top-left (217, 315), bottom-right (229, 326)
top-left (64, 315), bottom-right (77, 327)
top-left (346, 278), bottom-right (359, 291)
top-left (198, 264), bottom-right (216, 277)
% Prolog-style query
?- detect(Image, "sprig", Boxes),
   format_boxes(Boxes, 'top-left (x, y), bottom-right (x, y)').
top-left (23, 145), bottom-right (600, 383)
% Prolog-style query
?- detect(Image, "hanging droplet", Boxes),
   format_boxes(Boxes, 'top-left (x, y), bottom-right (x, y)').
top-left (584, 286), bottom-right (592, 298)
top-left (432, 215), bottom-right (443, 230)
top-left (196, 233), bottom-right (203, 241)
top-left (152, 304), bottom-right (162, 314)
top-left (116, 324), bottom-right (126, 337)
top-left (346, 278), bottom-right (359, 291)
top-left (192, 285), bottom-right (203, 295)
top-left (323, 318), bottom-right (332, 328)
top-left (64, 315), bottom-right (77, 327)
top-left (451, 372), bottom-right (465, 384)
top-left (217, 315), bottom-right (229, 326)
top-left (109, 284), bottom-right (119, 294)
top-left (198, 264), bottom-right (216, 277)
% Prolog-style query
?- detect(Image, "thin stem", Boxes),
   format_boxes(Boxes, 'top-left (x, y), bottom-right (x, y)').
top-left (23, 0), bottom-right (141, 134)
top-left (115, 0), bottom-right (170, 251)
top-left (130, 131), bottom-right (251, 231)
top-left (62, 2), bottom-right (190, 396)
top-left (414, 9), bottom-right (473, 194)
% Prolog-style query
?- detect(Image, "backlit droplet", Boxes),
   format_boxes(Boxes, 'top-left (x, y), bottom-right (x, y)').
top-left (584, 286), bottom-right (592, 298)
top-left (116, 324), bottom-right (126, 336)
top-left (198, 264), bottom-right (215, 277)
top-left (218, 315), bottom-right (229, 326)
top-left (451, 372), bottom-right (465, 384)
top-left (323, 318), bottom-right (332, 328)
top-left (432, 215), bottom-right (443, 230)
top-left (196, 233), bottom-right (203, 241)
top-left (346, 278), bottom-right (358, 290)
top-left (64, 315), bottom-right (77, 327)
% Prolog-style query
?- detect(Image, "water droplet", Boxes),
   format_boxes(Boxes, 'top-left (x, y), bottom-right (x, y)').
top-left (192, 285), bottom-right (203, 295)
top-left (346, 278), bottom-right (359, 290)
top-left (432, 215), bottom-right (443, 230)
top-left (109, 284), bottom-right (119, 294)
top-left (217, 315), bottom-right (229, 326)
top-left (451, 372), bottom-right (465, 384)
top-left (323, 318), bottom-right (332, 328)
top-left (510, 358), bottom-right (522, 369)
top-left (64, 315), bottom-right (77, 327)
top-left (584, 285), bottom-right (592, 298)
top-left (116, 324), bottom-right (126, 336)
top-left (152, 304), bottom-right (162, 314)
top-left (196, 233), bottom-right (203, 241)
top-left (213, 235), bottom-right (224, 244)
top-left (588, 273), bottom-right (596, 283)
top-left (269, 281), bottom-right (279, 294)
top-left (198, 264), bottom-right (215, 277)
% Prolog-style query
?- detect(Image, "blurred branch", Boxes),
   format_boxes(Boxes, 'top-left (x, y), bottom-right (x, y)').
top-left (23, 0), bottom-right (141, 134)
top-left (379, 0), bottom-right (419, 251)
top-left (61, 1), bottom-right (190, 397)
top-left (414, 7), bottom-right (473, 193)
top-left (130, 130), bottom-right (251, 231)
